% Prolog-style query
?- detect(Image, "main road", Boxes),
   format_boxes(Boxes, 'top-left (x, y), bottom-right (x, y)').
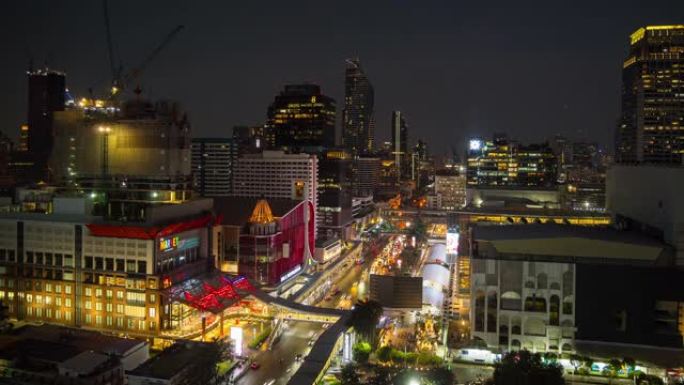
top-left (236, 321), bottom-right (324, 385)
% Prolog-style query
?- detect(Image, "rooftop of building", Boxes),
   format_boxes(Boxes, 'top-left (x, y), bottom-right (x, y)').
top-left (9, 324), bottom-right (147, 357)
top-left (315, 236), bottom-right (340, 248)
top-left (127, 341), bottom-right (213, 380)
top-left (454, 205), bottom-right (609, 218)
top-left (191, 137), bottom-right (234, 143)
top-left (248, 199), bottom-right (275, 224)
top-left (239, 150), bottom-right (314, 160)
top-left (0, 337), bottom-right (81, 363)
top-left (473, 224), bottom-right (672, 265)
top-left (0, 196), bottom-right (213, 228)
top-left (214, 197), bottom-right (302, 226)
top-left (59, 351), bottom-right (111, 375)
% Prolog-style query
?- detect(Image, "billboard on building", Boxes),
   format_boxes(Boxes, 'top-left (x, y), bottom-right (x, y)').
top-left (369, 275), bottom-right (422, 309)
top-left (446, 232), bottom-right (459, 255)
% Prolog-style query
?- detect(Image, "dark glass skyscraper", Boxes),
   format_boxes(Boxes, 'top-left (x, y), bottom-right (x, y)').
top-left (617, 25), bottom-right (684, 164)
top-left (27, 67), bottom-right (66, 181)
top-left (267, 84), bottom-right (336, 152)
top-left (343, 58), bottom-right (375, 156)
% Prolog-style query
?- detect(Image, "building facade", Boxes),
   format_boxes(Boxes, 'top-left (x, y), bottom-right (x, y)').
top-left (232, 151), bottom-right (318, 221)
top-left (317, 150), bottom-right (353, 240)
top-left (342, 58), bottom-right (375, 156)
top-left (467, 134), bottom-right (557, 188)
top-left (0, 198), bottom-right (216, 338)
top-left (469, 224), bottom-right (678, 356)
top-left (617, 25), bottom-right (684, 164)
top-left (267, 84), bottom-right (336, 151)
top-left (238, 199), bottom-right (314, 287)
top-left (352, 157), bottom-right (380, 197)
top-left (434, 169), bottom-right (466, 211)
top-left (191, 138), bottom-right (237, 197)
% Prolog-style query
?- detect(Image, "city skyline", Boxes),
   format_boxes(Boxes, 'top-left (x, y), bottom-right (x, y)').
top-left (1, 1), bottom-right (683, 154)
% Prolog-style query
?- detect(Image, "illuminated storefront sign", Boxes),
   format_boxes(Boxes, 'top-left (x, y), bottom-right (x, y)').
top-left (159, 235), bottom-right (200, 253)
top-left (280, 265), bottom-right (302, 283)
top-left (230, 326), bottom-right (243, 356)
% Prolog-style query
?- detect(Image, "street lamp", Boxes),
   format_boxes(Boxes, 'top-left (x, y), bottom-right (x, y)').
top-left (97, 125), bottom-right (111, 178)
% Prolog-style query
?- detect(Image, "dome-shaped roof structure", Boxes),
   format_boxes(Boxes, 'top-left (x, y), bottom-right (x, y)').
top-left (422, 284), bottom-right (445, 309)
top-left (422, 263), bottom-right (450, 289)
top-left (426, 243), bottom-right (447, 264)
top-left (249, 199), bottom-right (275, 224)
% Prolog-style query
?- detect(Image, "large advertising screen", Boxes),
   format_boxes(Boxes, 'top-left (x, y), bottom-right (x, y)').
top-left (159, 235), bottom-right (200, 253)
top-left (446, 232), bottom-right (459, 255)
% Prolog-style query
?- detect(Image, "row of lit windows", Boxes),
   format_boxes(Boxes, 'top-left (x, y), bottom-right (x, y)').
top-left (83, 256), bottom-right (147, 273)
top-left (24, 307), bottom-right (156, 331)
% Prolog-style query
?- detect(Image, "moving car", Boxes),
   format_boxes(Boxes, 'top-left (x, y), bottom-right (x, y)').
top-left (250, 362), bottom-right (261, 370)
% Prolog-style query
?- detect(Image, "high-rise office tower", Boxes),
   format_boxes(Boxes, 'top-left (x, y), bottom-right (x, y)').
top-left (317, 149), bottom-right (353, 240)
top-left (391, 111), bottom-right (408, 180)
top-left (27, 68), bottom-right (66, 181)
top-left (191, 138), bottom-right (237, 197)
top-left (617, 25), bottom-right (684, 164)
top-left (267, 84), bottom-right (336, 152)
top-left (466, 134), bottom-right (558, 187)
top-left (342, 59), bottom-right (375, 156)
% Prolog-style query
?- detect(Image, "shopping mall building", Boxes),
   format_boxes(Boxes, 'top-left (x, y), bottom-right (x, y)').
top-left (0, 196), bottom-right (249, 340)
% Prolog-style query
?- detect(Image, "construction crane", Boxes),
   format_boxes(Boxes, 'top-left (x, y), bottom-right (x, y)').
top-left (102, 0), bottom-right (184, 96)
top-left (120, 25), bottom-right (184, 91)
top-left (102, 0), bottom-right (121, 94)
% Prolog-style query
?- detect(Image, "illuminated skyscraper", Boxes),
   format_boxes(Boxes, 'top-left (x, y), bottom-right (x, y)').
top-left (617, 25), bottom-right (684, 164)
top-left (466, 134), bottom-right (557, 187)
top-left (342, 59), bottom-right (375, 156)
top-left (391, 111), bottom-right (408, 180)
top-left (267, 84), bottom-right (336, 152)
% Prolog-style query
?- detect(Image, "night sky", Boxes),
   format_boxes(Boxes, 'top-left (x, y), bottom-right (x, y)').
top-left (1, 0), bottom-right (682, 155)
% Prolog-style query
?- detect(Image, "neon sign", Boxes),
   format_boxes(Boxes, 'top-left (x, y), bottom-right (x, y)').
top-left (159, 236), bottom-right (179, 252)
top-left (159, 236), bottom-right (200, 252)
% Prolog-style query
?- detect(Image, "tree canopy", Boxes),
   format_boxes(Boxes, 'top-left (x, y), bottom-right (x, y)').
top-left (493, 350), bottom-right (565, 385)
top-left (347, 299), bottom-right (384, 345)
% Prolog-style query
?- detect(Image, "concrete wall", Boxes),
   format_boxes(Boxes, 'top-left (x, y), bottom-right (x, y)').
top-left (607, 165), bottom-right (684, 263)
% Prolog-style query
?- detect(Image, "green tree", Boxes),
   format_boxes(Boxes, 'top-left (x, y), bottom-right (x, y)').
top-left (353, 341), bottom-right (372, 364)
top-left (543, 352), bottom-right (558, 363)
top-left (622, 357), bottom-right (636, 374)
top-left (604, 358), bottom-right (623, 381)
top-left (0, 300), bottom-right (10, 333)
top-left (340, 363), bottom-right (360, 385)
top-left (346, 300), bottom-right (384, 346)
top-left (493, 350), bottom-right (565, 385)
top-left (376, 345), bottom-right (393, 363)
top-left (569, 354), bottom-right (582, 374)
top-left (582, 356), bottom-right (594, 373)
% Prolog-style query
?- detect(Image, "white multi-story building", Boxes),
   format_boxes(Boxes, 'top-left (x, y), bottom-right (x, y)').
top-left (233, 151), bottom-right (318, 234)
top-left (469, 225), bottom-right (578, 354)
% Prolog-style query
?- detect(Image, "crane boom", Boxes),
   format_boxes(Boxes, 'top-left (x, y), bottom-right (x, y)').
top-left (103, 0), bottom-right (118, 88)
top-left (122, 25), bottom-right (185, 88)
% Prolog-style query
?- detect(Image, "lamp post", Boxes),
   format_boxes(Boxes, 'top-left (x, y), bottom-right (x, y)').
top-left (97, 125), bottom-right (111, 178)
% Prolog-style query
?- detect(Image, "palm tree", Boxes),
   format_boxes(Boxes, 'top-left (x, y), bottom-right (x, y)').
top-left (346, 299), bottom-right (384, 346)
